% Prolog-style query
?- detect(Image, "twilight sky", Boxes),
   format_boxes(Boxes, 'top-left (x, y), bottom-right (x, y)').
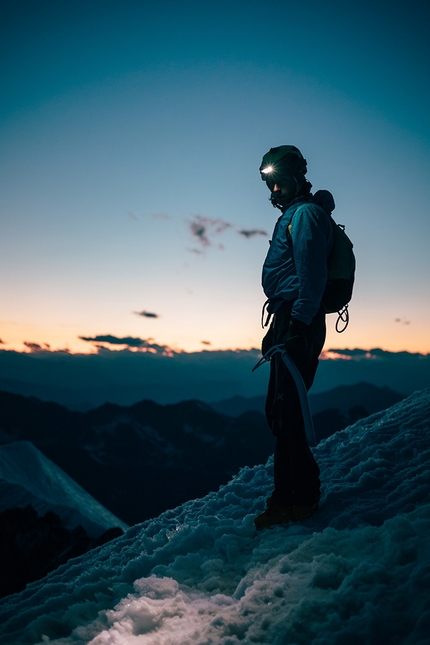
top-left (1, 0), bottom-right (430, 355)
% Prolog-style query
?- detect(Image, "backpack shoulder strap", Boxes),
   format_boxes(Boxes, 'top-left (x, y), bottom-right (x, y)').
top-left (285, 194), bottom-right (329, 243)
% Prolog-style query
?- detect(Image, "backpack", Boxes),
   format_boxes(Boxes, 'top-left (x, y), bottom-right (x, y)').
top-left (312, 190), bottom-right (356, 331)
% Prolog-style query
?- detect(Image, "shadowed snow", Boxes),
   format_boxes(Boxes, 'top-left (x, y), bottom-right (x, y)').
top-left (0, 390), bottom-right (429, 644)
top-left (0, 441), bottom-right (128, 537)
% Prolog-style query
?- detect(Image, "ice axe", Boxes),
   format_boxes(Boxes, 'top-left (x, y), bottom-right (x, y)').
top-left (252, 344), bottom-right (316, 446)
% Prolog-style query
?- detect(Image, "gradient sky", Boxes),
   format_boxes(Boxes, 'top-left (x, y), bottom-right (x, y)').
top-left (1, 0), bottom-right (430, 355)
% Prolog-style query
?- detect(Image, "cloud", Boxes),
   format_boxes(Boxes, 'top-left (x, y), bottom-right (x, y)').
top-left (134, 311), bottom-right (160, 319)
top-left (186, 216), bottom-right (268, 252)
top-left (188, 216), bottom-right (232, 249)
top-left (395, 318), bottom-right (411, 325)
top-left (78, 334), bottom-right (172, 354)
top-left (23, 341), bottom-right (51, 353)
top-left (323, 348), bottom-right (425, 360)
top-left (80, 335), bottom-right (144, 347)
top-left (238, 229), bottom-right (268, 239)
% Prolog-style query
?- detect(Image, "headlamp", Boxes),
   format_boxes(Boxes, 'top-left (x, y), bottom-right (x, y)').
top-left (261, 164), bottom-right (274, 175)
top-left (259, 145), bottom-right (307, 183)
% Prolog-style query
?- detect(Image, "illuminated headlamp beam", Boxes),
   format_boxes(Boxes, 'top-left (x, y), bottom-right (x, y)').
top-left (261, 165), bottom-right (274, 175)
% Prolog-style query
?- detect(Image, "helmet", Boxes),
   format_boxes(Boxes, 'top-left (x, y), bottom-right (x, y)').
top-left (260, 146), bottom-right (312, 210)
top-left (259, 145), bottom-right (307, 184)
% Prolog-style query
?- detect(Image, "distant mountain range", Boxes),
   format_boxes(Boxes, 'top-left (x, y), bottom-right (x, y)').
top-left (0, 382), bottom-right (405, 526)
top-left (0, 392), bottom-right (275, 526)
top-left (0, 376), bottom-right (144, 412)
top-left (210, 381), bottom-right (405, 417)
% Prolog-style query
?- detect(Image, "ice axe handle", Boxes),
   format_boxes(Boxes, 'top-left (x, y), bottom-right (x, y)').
top-left (281, 351), bottom-right (317, 446)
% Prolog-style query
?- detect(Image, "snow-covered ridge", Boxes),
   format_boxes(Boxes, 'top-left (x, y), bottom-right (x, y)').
top-left (1, 389), bottom-right (429, 644)
top-left (0, 441), bottom-right (128, 537)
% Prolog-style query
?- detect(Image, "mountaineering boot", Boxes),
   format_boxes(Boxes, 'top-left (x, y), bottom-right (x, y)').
top-left (254, 499), bottom-right (291, 530)
top-left (254, 495), bottom-right (319, 530)
top-left (288, 503), bottom-right (318, 521)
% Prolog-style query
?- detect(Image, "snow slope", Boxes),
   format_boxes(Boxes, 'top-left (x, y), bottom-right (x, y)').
top-left (0, 390), bottom-right (429, 645)
top-left (0, 441), bottom-right (128, 537)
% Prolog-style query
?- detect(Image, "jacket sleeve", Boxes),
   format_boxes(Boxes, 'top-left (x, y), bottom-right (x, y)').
top-left (290, 203), bottom-right (333, 325)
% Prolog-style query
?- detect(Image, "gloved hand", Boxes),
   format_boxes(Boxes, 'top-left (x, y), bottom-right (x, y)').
top-left (283, 318), bottom-right (309, 364)
top-left (261, 325), bottom-right (274, 356)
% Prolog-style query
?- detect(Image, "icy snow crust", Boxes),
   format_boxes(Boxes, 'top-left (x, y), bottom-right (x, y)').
top-left (0, 441), bottom-right (128, 537)
top-left (1, 389), bottom-right (430, 644)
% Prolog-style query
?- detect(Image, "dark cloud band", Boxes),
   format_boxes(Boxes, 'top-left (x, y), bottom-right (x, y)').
top-left (134, 311), bottom-right (159, 319)
top-left (79, 335), bottom-right (170, 353)
top-left (238, 229), bottom-right (268, 238)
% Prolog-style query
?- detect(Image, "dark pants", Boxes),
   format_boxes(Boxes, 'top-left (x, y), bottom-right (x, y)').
top-left (264, 300), bottom-right (326, 506)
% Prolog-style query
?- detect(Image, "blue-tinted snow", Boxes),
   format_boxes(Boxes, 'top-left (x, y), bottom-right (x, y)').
top-left (0, 441), bottom-right (128, 537)
top-left (1, 390), bottom-right (429, 645)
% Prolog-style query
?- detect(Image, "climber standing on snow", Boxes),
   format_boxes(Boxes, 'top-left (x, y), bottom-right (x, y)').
top-left (254, 145), bottom-right (334, 530)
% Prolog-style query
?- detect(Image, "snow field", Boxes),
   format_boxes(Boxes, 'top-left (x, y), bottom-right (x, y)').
top-left (0, 441), bottom-right (128, 536)
top-left (0, 389), bottom-right (429, 644)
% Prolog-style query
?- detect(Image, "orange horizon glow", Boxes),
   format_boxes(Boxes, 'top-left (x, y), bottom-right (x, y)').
top-left (1, 337), bottom-right (429, 357)
top-left (2, 311), bottom-right (430, 357)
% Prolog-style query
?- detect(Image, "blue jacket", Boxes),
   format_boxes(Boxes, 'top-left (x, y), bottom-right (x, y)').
top-left (262, 197), bottom-right (334, 325)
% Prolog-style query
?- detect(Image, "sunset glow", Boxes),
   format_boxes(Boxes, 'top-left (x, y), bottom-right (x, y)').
top-left (1, 1), bottom-right (429, 359)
